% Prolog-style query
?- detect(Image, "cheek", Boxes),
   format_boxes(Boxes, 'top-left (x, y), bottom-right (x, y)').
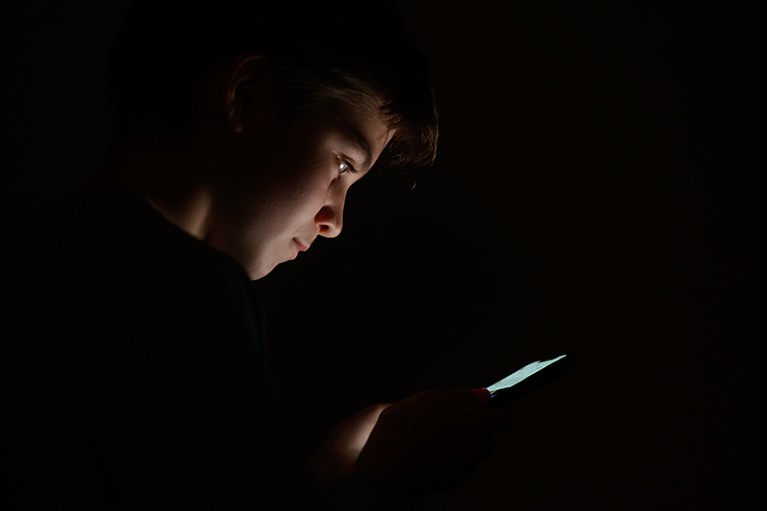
top-left (259, 174), bottom-right (329, 228)
top-left (230, 137), bottom-right (333, 225)
top-left (286, 186), bottom-right (328, 223)
top-left (277, 163), bottom-right (333, 211)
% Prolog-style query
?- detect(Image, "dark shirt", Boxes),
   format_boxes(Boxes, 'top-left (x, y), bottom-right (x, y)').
top-left (1, 190), bottom-right (317, 509)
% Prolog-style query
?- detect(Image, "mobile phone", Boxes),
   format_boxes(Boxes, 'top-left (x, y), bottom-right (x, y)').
top-left (487, 353), bottom-right (576, 407)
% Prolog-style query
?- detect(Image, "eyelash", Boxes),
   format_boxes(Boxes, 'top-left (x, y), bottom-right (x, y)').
top-left (338, 157), bottom-right (358, 176)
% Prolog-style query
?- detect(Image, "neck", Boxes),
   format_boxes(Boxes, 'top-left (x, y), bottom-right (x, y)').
top-left (91, 131), bottom-right (212, 241)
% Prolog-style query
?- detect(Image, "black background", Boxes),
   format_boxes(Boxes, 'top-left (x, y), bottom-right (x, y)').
top-left (3, 1), bottom-right (753, 509)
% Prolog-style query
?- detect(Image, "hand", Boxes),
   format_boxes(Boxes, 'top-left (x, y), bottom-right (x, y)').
top-left (354, 388), bottom-right (513, 497)
top-left (310, 403), bottom-right (391, 495)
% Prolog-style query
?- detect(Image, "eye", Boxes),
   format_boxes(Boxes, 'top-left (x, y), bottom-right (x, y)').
top-left (338, 157), bottom-right (358, 176)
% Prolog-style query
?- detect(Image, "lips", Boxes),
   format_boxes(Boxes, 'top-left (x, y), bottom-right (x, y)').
top-left (294, 239), bottom-right (309, 252)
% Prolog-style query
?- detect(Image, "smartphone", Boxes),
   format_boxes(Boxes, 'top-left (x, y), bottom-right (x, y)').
top-left (487, 353), bottom-right (576, 407)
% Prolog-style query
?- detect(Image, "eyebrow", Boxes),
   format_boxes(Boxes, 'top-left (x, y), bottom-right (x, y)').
top-left (345, 127), bottom-right (373, 171)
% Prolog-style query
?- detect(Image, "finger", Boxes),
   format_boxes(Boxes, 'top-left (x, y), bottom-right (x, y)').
top-left (471, 434), bottom-right (496, 459)
top-left (470, 387), bottom-right (491, 406)
top-left (476, 407), bottom-right (513, 433)
top-left (444, 406), bottom-right (514, 435)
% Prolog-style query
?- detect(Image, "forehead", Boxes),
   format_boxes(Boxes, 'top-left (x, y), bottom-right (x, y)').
top-left (306, 99), bottom-right (394, 165)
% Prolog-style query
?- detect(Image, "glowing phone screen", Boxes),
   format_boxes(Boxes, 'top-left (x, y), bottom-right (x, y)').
top-left (487, 354), bottom-right (568, 393)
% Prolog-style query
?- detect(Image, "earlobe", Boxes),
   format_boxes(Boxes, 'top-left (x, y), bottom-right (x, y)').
top-left (228, 106), bottom-right (244, 134)
top-left (225, 53), bottom-right (272, 135)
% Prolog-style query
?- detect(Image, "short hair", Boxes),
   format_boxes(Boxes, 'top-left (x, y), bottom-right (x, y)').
top-left (105, 0), bottom-right (439, 167)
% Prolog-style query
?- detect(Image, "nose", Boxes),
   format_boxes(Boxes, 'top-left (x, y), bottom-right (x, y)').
top-left (315, 202), bottom-right (344, 238)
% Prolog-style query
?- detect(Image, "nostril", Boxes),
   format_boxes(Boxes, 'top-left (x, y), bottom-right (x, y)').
top-left (319, 223), bottom-right (342, 238)
top-left (315, 203), bottom-right (344, 238)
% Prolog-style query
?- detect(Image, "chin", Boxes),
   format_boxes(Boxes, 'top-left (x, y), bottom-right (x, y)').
top-left (248, 267), bottom-right (270, 281)
top-left (247, 259), bottom-right (280, 281)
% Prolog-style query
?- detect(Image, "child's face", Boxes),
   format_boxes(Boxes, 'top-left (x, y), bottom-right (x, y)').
top-left (204, 101), bottom-right (394, 280)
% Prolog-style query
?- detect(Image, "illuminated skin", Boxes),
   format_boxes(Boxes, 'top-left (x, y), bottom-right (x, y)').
top-left (103, 54), bottom-right (513, 499)
top-left (118, 54), bottom-right (393, 280)
top-left (202, 98), bottom-right (394, 280)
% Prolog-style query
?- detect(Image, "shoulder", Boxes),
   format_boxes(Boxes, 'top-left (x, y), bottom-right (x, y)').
top-left (5, 189), bottom-right (261, 338)
top-left (9, 189), bottom-right (247, 283)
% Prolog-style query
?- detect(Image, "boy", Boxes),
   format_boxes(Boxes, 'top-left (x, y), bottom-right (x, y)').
top-left (2, 1), bottom-right (512, 508)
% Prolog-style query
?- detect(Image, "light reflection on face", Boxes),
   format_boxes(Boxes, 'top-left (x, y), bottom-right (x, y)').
top-left (205, 102), bottom-right (394, 280)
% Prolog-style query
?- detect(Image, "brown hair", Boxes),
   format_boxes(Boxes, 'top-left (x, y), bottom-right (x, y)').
top-left (105, 0), bottom-right (439, 167)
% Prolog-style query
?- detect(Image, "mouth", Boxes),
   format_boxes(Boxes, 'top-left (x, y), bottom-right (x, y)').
top-left (294, 239), bottom-right (309, 252)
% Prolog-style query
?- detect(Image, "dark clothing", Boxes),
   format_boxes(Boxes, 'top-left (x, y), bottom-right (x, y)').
top-left (1, 191), bottom-right (318, 509)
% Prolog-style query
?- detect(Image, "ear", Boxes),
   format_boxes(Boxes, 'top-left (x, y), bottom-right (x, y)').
top-left (224, 53), bottom-right (272, 134)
